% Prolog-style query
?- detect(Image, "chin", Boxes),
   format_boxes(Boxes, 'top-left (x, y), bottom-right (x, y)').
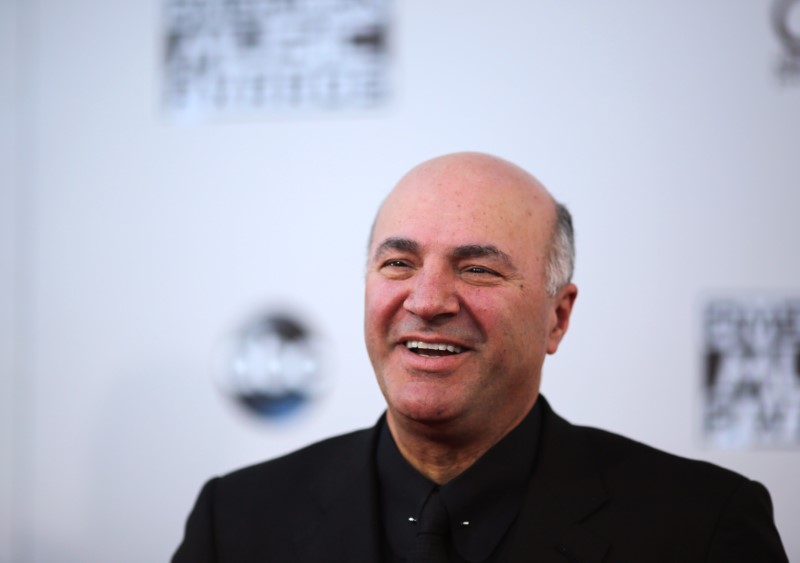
top-left (390, 391), bottom-right (462, 426)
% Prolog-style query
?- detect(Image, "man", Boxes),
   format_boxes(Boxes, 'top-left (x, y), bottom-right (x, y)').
top-left (173, 153), bottom-right (787, 562)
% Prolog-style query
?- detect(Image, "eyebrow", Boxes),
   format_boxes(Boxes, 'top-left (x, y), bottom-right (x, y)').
top-left (453, 244), bottom-right (515, 270)
top-left (373, 236), bottom-right (418, 260)
top-left (372, 238), bottom-right (515, 269)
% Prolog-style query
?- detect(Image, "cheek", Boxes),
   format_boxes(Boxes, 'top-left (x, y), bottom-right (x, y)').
top-left (464, 289), bottom-right (523, 333)
top-left (365, 281), bottom-right (390, 322)
top-left (482, 293), bottom-right (547, 350)
top-left (364, 278), bottom-right (406, 340)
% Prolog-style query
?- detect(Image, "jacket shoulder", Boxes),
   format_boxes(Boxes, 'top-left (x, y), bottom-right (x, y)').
top-left (568, 422), bottom-right (747, 493)
top-left (536, 403), bottom-right (787, 560)
top-left (172, 425), bottom-right (381, 562)
top-left (219, 425), bottom-right (376, 492)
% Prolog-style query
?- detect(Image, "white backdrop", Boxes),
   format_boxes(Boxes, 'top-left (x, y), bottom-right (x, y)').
top-left (3, 0), bottom-right (800, 561)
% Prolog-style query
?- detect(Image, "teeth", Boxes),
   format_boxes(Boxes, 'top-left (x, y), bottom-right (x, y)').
top-left (405, 341), bottom-right (463, 354)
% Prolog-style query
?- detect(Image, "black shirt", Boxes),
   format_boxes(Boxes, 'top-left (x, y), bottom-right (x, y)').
top-left (376, 402), bottom-right (542, 563)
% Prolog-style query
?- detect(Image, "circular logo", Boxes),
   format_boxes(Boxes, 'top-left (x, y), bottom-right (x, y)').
top-left (218, 311), bottom-right (328, 420)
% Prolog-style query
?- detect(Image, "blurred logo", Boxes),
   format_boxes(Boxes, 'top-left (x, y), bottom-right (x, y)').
top-left (163, 0), bottom-right (391, 120)
top-left (218, 310), bottom-right (328, 420)
top-left (704, 297), bottom-right (800, 448)
top-left (773, 0), bottom-right (800, 83)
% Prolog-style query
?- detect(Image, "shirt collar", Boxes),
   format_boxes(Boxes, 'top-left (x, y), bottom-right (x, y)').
top-left (377, 401), bottom-right (542, 562)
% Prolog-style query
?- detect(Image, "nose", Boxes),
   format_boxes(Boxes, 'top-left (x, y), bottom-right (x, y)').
top-left (403, 263), bottom-right (460, 321)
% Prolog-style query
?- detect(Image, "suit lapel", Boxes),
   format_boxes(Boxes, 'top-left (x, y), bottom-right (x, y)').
top-left (509, 398), bottom-right (610, 563)
top-left (292, 422), bottom-right (384, 563)
top-left (285, 403), bottom-right (612, 562)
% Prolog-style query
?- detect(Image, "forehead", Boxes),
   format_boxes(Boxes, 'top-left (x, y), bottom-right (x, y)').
top-left (371, 155), bottom-right (555, 258)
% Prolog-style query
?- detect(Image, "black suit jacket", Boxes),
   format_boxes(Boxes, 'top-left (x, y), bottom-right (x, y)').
top-left (172, 397), bottom-right (787, 562)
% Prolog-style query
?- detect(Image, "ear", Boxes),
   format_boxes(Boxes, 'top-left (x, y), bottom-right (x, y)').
top-left (546, 283), bottom-right (578, 355)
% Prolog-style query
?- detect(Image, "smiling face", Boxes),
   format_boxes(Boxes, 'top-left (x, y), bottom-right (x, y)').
top-left (365, 153), bottom-right (577, 441)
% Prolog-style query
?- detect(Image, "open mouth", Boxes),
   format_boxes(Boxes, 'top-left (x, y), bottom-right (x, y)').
top-left (404, 340), bottom-right (464, 357)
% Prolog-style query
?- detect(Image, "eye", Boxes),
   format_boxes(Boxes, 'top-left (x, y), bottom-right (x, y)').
top-left (464, 266), bottom-right (498, 276)
top-left (381, 259), bottom-right (410, 268)
top-left (378, 258), bottom-right (415, 279)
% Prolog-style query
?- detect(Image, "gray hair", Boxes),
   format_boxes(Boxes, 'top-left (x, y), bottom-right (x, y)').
top-left (545, 202), bottom-right (575, 296)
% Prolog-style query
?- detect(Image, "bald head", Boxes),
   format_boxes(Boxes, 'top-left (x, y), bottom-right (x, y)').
top-left (393, 152), bottom-right (549, 201)
top-left (370, 152), bottom-right (574, 296)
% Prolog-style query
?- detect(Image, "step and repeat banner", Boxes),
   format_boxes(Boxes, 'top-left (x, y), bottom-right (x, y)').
top-left (6, 1), bottom-right (800, 561)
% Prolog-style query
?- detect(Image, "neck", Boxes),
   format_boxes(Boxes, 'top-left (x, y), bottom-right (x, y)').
top-left (386, 404), bottom-right (533, 485)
